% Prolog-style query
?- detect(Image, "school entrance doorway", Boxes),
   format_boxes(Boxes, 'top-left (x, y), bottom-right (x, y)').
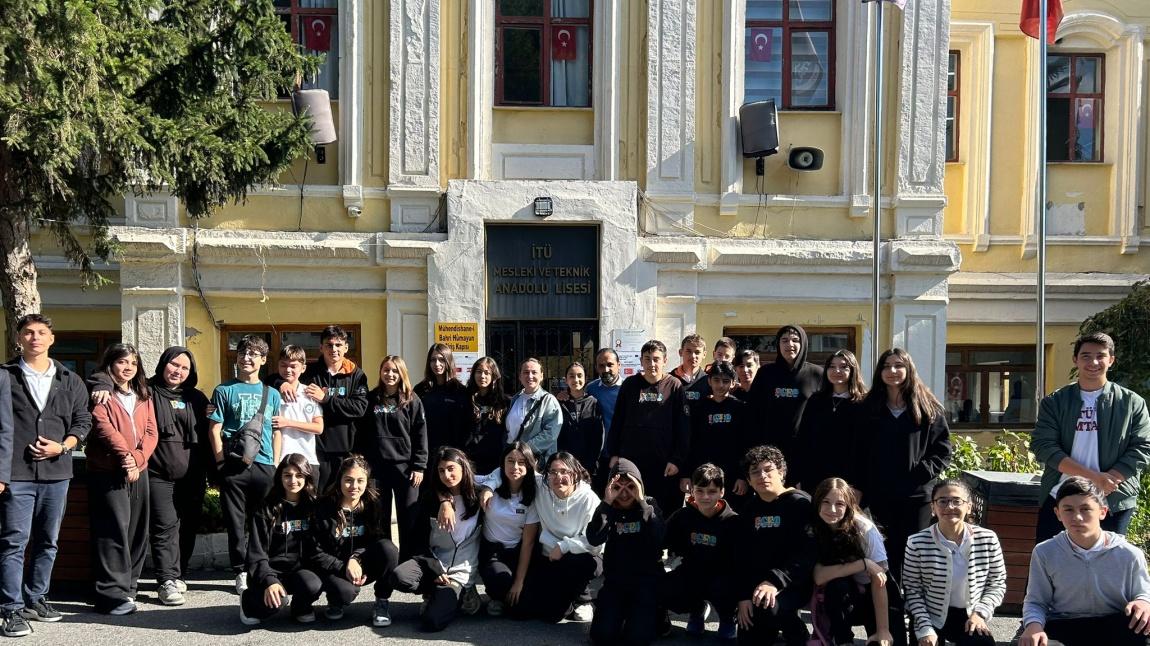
top-left (485, 224), bottom-right (600, 394)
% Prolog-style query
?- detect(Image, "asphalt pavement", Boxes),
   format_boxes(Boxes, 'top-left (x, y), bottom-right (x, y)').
top-left (19, 571), bottom-right (1026, 645)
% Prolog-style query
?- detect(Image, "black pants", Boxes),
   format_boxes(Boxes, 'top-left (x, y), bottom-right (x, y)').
top-left (822, 577), bottom-right (908, 646)
top-left (737, 584), bottom-right (810, 646)
top-left (385, 558), bottom-right (462, 632)
top-left (319, 538), bottom-right (399, 608)
top-left (1042, 612), bottom-right (1147, 646)
top-left (149, 471), bottom-right (205, 583)
top-left (662, 566), bottom-right (737, 620)
top-left (89, 472), bottom-right (149, 611)
top-left (920, 606), bottom-right (995, 646)
top-left (317, 452), bottom-right (347, 498)
top-left (240, 568), bottom-right (323, 620)
top-left (869, 499), bottom-right (933, 579)
top-left (175, 468), bottom-right (207, 577)
top-left (513, 550), bottom-right (602, 623)
top-left (591, 574), bottom-right (661, 646)
top-left (218, 461), bottom-right (275, 570)
top-left (630, 458), bottom-right (683, 518)
top-left (479, 538), bottom-right (525, 604)
top-left (372, 462), bottom-right (420, 560)
top-left (1035, 494), bottom-right (1135, 543)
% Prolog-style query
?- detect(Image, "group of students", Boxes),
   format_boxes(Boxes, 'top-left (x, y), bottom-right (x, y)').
top-left (1, 313), bottom-right (1149, 646)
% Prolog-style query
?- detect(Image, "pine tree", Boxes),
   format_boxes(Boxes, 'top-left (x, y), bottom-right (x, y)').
top-left (0, 0), bottom-right (318, 348)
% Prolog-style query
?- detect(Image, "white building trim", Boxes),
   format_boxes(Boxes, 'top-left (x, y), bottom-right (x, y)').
top-left (645, 0), bottom-right (697, 233)
top-left (948, 22), bottom-right (995, 252)
top-left (491, 144), bottom-right (596, 181)
top-left (389, 0), bottom-right (441, 232)
top-left (339, 0), bottom-right (365, 219)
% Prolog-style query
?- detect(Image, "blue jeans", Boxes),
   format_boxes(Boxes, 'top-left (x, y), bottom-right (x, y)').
top-left (0, 480), bottom-right (70, 610)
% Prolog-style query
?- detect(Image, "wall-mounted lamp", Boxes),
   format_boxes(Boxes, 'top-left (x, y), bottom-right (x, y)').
top-left (533, 197), bottom-right (554, 217)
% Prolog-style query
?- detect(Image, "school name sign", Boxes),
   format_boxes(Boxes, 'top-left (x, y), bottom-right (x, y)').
top-left (485, 225), bottom-right (598, 320)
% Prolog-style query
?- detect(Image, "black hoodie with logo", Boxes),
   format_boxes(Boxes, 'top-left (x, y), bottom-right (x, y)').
top-left (747, 325), bottom-right (823, 471)
top-left (247, 498), bottom-right (314, 589)
top-left (587, 458), bottom-right (666, 578)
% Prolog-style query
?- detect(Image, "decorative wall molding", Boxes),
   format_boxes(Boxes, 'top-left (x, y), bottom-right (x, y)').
top-left (948, 22), bottom-right (995, 252)
top-left (340, 0), bottom-right (365, 218)
top-left (124, 192), bottom-right (180, 228)
top-left (491, 144), bottom-right (597, 180)
top-left (389, 0), bottom-right (440, 190)
top-left (646, 0), bottom-right (697, 233)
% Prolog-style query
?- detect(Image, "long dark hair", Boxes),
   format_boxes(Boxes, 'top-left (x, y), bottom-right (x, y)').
top-left (818, 349), bottom-right (867, 402)
top-left (545, 451), bottom-right (591, 488)
top-left (418, 343), bottom-right (462, 390)
top-left (468, 357), bottom-right (507, 424)
top-left (96, 343), bottom-right (151, 401)
top-left (865, 348), bottom-right (943, 425)
top-left (495, 441), bottom-right (538, 507)
top-left (811, 477), bottom-right (869, 565)
top-left (328, 454), bottom-right (382, 538)
top-left (431, 446), bottom-right (480, 521)
top-left (262, 453), bottom-right (317, 521)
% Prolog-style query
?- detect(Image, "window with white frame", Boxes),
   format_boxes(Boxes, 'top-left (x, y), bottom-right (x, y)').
top-left (744, 0), bottom-right (835, 109)
top-left (1046, 53), bottom-right (1104, 162)
top-left (275, 0), bottom-right (340, 99)
top-left (496, 0), bottom-right (592, 107)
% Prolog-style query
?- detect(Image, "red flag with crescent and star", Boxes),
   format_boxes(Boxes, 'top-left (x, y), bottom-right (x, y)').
top-left (303, 15), bottom-right (332, 52)
top-left (748, 28), bottom-right (772, 62)
top-left (552, 27), bottom-right (577, 61)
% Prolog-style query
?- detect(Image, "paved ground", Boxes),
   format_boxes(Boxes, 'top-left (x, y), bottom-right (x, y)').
top-left (19, 571), bottom-right (1026, 645)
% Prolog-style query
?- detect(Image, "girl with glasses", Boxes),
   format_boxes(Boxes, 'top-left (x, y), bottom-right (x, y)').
top-left (902, 479), bottom-right (1005, 646)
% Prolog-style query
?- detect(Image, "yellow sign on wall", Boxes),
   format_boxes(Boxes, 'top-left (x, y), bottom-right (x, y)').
top-left (434, 322), bottom-right (479, 353)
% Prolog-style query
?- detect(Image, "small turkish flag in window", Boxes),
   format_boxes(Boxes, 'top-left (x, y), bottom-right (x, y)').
top-left (748, 28), bottom-right (772, 62)
top-left (552, 27), bottom-right (577, 61)
top-left (303, 16), bottom-right (332, 52)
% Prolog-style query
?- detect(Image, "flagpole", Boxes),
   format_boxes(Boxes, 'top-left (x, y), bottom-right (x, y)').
top-left (1036, 0), bottom-right (1048, 402)
top-left (871, 0), bottom-right (884, 372)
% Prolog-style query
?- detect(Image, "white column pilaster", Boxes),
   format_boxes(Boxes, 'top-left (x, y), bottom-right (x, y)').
top-left (645, 0), bottom-right (697, 234)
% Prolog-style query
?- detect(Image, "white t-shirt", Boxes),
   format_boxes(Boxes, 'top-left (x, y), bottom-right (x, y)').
top-left (1053, 388), bottom-right (1103, 498)
top-left (19, 358), bottom-right (55, 412)
top-left (450, 494), bottom-right (481, 545)
top-left (483, 490), bottom-right (540, 548)
top-left (854, 515), bottom-right (889, 585)
top-left (115, 390), bottom-right (138, 428)
top-left (278, 382), bottom-right (323, 466)
top-left (933, 524), bottom-right (971, 608)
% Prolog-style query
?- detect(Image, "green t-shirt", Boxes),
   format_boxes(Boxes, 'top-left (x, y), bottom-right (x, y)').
top-left (209, 380), bottom-right (282, 467)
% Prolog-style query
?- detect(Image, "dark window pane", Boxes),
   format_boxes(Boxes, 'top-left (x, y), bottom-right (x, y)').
top-left (273, 0), bottom-right (291, 8)
top-left (789, 0), bottom-right (832, 21)
top-left (500, 0), bottom-right (544, 17)
top-left (503, 27), bottom-right (542, 103)
top-left (53, 337), bottom-right (100, 354)
top-left (1047, 55), bottom-right (1070, 94)
top-left (946, 98), bottom-right (956, 161)
top-left (747, 0), bottom-right (783, 20)
top-left (1046, 96), bottom-right (1071, 161)
top-left (947, 52), bottom-right (958, 92)
top-left (945, 371), bottom-right (981, 424)
top-left (551, 0), bottom-right (589, 19)
top-left (790, 31), bottom-right (830, 107)
top-left (946, 352), bottom-right (962, 366)
top-left (969, 350), bottom-right (1034, 366)
top-left (995, 371), bottom-right (1036, 424)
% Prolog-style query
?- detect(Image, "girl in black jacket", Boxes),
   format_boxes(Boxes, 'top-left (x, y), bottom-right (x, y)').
top-left (310, 455), bottom-right (400, 628)
top-left (355, 356), bottom-right (427, 560)
top-left (860, 348), bottom-right (952, 577)
top-left (558, 362), bottom-right (604, 475)
top-left (794, 349), bottom-right (868, 492)
top-left (240, 453), bottom-right (322, 625)
top-left (414, 344), bottom-right (470, 453)
top-left (463, 357), bottom-right (510, 475)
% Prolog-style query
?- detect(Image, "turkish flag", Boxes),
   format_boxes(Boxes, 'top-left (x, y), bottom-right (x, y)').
top-left (1020, 0), bottom-right (1063, 44)
top-left (552, 27), bottom-right (577, 61)
top-left (303, 15), bottom-right (332, 52)
top-left (748, 28), bottom-right (772, 62)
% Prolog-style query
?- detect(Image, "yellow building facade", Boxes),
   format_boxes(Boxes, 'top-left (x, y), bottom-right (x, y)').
top-left (27, 0), bottom-right (1149, 433)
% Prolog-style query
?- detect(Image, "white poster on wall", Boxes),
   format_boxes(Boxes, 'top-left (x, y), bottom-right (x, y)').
top-left (611, 329), bottom-right (647, 379)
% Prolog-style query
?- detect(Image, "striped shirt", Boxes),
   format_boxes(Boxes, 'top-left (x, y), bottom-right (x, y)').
top-left (902, 524), bottom-right (1007, 641)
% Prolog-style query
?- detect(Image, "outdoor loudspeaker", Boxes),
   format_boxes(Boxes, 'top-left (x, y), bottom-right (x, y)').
top-left (292, 89), bottom-right (338, 145)
top-left (787, 147), bottom-right (824, 171)
top-left (739, 100), bottom-right (780, 158)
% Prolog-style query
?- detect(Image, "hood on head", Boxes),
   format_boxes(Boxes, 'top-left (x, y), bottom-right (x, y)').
top-left (151, 346), bottom-right (198, 390)
top-left (775, 324), bottom-right (810, 373)
top-left (609, 457), bottom-right (647, 500)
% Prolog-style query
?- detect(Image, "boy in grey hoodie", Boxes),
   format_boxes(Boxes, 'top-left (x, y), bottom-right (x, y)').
top-left (1020, 476), bottom-right (1150, 646)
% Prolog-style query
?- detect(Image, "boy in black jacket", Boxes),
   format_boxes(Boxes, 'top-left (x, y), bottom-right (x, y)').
top-left (276, 326), bottom-right (369, 494)
top-left (588, 458), bottom-right (666, 646)
top-left (683, 361), bottom-right (749, 498)
top-left (735, 445), bottom-right (815, 646)
top-left (664, 463), bottom-right (739, 640)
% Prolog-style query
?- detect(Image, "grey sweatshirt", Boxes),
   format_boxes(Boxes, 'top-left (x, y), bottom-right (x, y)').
top-left (1022, 531), bottom-right (1150, 627)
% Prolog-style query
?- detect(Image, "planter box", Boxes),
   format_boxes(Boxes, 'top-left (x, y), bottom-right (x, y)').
top-left (961, 470), bottom-right (1042, 614)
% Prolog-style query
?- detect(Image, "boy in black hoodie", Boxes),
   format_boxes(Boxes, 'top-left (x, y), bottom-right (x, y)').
top-left (748, 325), bottom-right (822, 484)
top-left (683, 361), bottom-right (749, 497)
top-left (735, 445), bottom-right (815, 646)
top-left (588, 458), bottom-right (666, 646)
top-left (664, 463), bottom-right (739, 640)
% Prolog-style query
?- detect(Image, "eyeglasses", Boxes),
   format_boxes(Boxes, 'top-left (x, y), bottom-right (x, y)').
top-left (548, 469), bottom-right (574, 478)
top-left (933, 497), bottom-right (969, 508)
top-left (239, 350), bottom-right (266, 359)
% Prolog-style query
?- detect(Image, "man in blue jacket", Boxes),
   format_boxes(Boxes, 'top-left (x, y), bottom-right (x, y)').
top-left (0, 314), bottom-right (90, 637)
top-left (1031, 332), bottom-right (1150, 542)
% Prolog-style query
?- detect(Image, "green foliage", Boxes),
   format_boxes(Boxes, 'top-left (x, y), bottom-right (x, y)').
top-left (0, 0), bottom-right (319, 323)
top-left (199, 485), bottom-right (223, 533)
top-left (944, 434), bottom-right (982, 479)
top-left (984, 430), bottom-right (1041, 474)
top-left (1078, 280), bottom-right (1150, 401)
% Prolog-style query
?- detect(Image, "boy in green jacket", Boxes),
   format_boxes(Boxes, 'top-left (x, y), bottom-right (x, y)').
top-left (1031, 332), bottom-right (1150, 542)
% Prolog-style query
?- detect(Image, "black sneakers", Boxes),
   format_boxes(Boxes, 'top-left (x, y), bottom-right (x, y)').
top-left (19, 598), bottom-right (62, 623)
top-left (0, 610), bottom-right (31, 637)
